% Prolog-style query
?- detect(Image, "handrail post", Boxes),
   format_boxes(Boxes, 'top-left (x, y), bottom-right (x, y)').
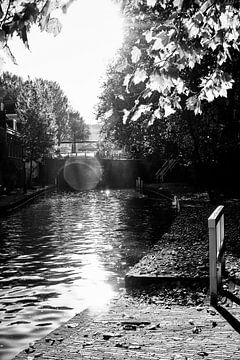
top-left (209, 221), bottom-right (218, 306)
top-left (208, 205), bottom-right (224, 306)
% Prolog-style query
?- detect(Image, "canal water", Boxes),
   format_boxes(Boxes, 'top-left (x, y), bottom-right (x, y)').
top-left (0, 189), bottom-right (172, 360)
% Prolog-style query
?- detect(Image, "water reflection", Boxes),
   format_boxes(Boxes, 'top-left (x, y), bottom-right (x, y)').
top-left (0, 190), bottom-right (172, 360)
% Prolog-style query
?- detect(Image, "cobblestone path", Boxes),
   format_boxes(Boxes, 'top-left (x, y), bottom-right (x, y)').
top-left (14, 296), bottom-right (240, 360)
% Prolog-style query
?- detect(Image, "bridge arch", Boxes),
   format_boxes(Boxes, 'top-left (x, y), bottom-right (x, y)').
top-left (56, 157), bottom-right (103, 191)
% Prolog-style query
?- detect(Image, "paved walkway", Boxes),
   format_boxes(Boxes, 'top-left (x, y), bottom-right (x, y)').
top-left (13, 295), bottom-right (240, 360)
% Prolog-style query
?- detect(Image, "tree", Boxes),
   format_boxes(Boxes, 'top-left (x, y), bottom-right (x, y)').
top-left (45, 80), bottom-right (69, 146)
top-left (68, 110), bottom-right (90, 143)
top-left (0, 71), bottom-right (23, 104)
top-left (16, 78), bottom-right (57, 186)
top-left (97, 35), bottom-right (181, 161)
top-left (119, 0), bottom-right (240, 119)
top-left (97, 0), bottom-right (240, 195)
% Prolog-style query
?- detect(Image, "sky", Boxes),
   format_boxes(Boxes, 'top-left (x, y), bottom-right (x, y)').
top-left (3, 0), bottom-right (124, 124)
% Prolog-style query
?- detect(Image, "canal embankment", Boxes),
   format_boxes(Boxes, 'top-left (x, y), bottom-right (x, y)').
top-left (127, 183), bottom-right (240, 292)
top-left (11, 183), bottom-right (240, 359)
top-left (0, 185), bottom-right (55, 216)
top-left (125, 191), bottom-right (214, 289)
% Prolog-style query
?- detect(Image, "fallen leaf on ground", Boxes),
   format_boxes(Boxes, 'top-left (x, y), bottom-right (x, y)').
top-left (67, 323), bottom-right (79, 328)
top-left (103, 333), bottom-right (122, 340)
top-left (147, 323), bottom-right (160, 330)
top-left (198, 351), bottom-right (208, 357)
top-left (192, 326), bottom-right (202, 334)
top-left (129, 345), bottom-right (141, 350)
top-left (82, 341), bottom-right (94, 347)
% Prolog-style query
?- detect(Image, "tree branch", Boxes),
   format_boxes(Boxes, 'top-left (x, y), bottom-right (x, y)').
top-left (0, 0), bottom-right (11, 25)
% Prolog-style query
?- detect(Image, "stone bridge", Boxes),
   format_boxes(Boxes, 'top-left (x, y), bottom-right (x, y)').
top-left (42, 156), bottom-right (153, 191)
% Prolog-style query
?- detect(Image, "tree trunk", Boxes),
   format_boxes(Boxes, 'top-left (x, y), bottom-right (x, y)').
top-left (29, 157), bottom-right (33, 189)
top-left (184, 110), bottom-right (202, 171)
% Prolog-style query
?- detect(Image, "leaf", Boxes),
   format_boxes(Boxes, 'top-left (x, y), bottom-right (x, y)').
top-left (173, 0), bottom-right (184, 11)
top-left (204, 88), bottom-right (215, 102)
top-left (149, 73), bottom-right (174, 94)
top-left (67, 322), bottom-right (79, 328)
top-left (122, 109), bottom-right (130, 124)
top-left (131, 46), bottom-right (141, 63)
top-left (175, 78), bottom-right (186, 94)
top-left (200, 0), bottom-right (214, 13)
top-left (115, 59), bottom-right (128, 72)
top-left (131, 104), bottom-right (151, 122)
top-left (220, 11), bottom-right (231, 29)
top-left (62, 0), bottom-right (76, 14)
top-left (46, 18), bottom-right (62, 36)
top-left (133, 68), bottom-right (147, 84)
top-left (123, 74), bottom-right (132, 91)
top-left (145, 30), bottom-right (153, 43)
top-left (153, 108), bottom-right (161, 119)
top-left (152, 32), bottom-right (169, 50)
top-left (148, 116), bottom-right (155, 126)
top-left (39, 0), bottom-right (51, 30)
top-left (19, 25), bottom-right (29, 48)
top-left (147, 0), bottom-right (157, 7)
top-left (149, 73), bottom-right (164, 92)
top-left (152, 38), bottom-right (162, 51)
top-left (164, 104), bottom-right (175, 117)
top-left (105, 109), bottom-right (113, 118)
top-left (186, 95), bottom-right (202, 114)
top-left (189, 23), bottom-right (200, 39)
top-left (117, 94), bottom-right (125, 100)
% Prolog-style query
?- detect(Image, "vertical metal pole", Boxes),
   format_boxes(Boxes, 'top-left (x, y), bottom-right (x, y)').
top-left (140, 179), bottom-right (143, 194)
top-left (209, 219), bottom-right (217, 306)
top-left (136, 177), bottom-right (140, 192)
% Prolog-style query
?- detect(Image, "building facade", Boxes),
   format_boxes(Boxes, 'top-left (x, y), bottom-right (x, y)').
top-left (0, 99), bottom-right (24, 193)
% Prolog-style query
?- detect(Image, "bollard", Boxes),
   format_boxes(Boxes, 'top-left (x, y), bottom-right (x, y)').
top-left (136, 177), bottom-right (143, 194)
top-left (172, 195), bottom-right (180, 212)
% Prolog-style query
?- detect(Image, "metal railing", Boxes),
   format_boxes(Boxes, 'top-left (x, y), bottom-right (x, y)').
top-left (208, 205), bottom-right (225, 305)
top-left (155, 157), bottom-right (179, 182)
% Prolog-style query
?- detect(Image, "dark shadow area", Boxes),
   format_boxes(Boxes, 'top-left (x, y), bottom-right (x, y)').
top-left (215, 304), bottom-right (240, 334)
top-left (215, 289), bottom-right (240, 333)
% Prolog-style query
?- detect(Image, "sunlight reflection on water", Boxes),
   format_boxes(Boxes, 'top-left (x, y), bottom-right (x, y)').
top-left (0, 189), bottom-right (172, 360)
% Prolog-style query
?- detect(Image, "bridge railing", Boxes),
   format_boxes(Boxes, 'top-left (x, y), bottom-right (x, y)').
top-left (208, 205), bottom-right (225, 305)
top-left (155, 157), bottom-right (179, 182)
